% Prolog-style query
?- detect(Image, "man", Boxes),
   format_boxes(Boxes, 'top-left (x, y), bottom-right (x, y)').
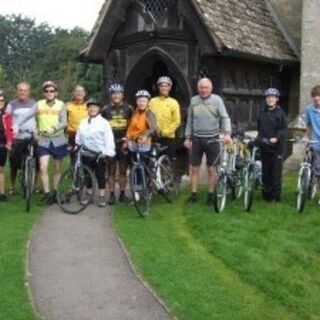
top-left (6, 82), bottom-right (37, 194)
top-left (16, 81), bottom-right (68, 204)
top-left (149, 76), bottom-right (181, 172)
top-left (184, 78), bottom-right (231, 205)
top-left (66, 85), bottom-right (88, 148)
top-left (257, 88), bottom-right (287, 202)
top-left (102, 84), bottom-right (132, 205)
top-left (304, 85), bottom-right (320, 203)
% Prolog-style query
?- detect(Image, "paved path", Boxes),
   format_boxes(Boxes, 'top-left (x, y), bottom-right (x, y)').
top-left (28, 205), bottom-right (170, 320)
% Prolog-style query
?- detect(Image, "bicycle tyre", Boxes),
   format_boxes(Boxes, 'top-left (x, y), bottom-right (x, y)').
top-left (231, 168), bottom-right (245, 200)
top-left (25, 157), bottom-right (36, 212)
top-left (157, 155), bottom-right (179, 203)
top-left (243, 164), bottom-right (256, 212)
top-left (130, 163), bottom-right (150, 217)
top-left (57, 165), bottom-right (96, 214)
top-left (296, 167), bottom-right (310, 213)
top-left (214, 173), bottom-right (227, 213)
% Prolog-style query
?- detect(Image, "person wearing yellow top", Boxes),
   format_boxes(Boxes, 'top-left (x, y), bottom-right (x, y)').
top-left (149, 76), bottom-right (181, 179)
top-left (66, 85), bottom-right (88, 148)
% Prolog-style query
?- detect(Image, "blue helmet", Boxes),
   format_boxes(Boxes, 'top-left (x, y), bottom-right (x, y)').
top-left (264, 88), bottom-right (280, 98)
top-left (108, 83), bottom-right (124, 95)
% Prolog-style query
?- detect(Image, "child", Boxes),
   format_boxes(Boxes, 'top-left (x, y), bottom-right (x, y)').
top-left (0, 90), bottom-right (14, 201)
top-left (257, 88), bottom-right (287, 202)
top-left (304, 85), bottom-right (320, 199)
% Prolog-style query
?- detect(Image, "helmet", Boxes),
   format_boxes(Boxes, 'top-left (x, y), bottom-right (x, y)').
top-left (86, 98), bottom-right (103, 108)
top-left (108, 83), bottom-right (124, 94)
top-left (157, 76), bottom-right (172, 86)
top-left (0, 90), bottom-right (6, 99)
top-left (135, 90), bottom-right (151, 99)
top-left (264, 88), bottom-right (280, 97)
top-left (42, 80), bottom-right (57, 90)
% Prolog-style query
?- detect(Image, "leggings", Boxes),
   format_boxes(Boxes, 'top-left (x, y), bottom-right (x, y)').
top-left (82, 156), bottom-right (106, 190)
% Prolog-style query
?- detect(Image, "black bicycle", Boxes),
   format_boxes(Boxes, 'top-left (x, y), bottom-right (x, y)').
top-left (57, 145), bottom-right (100, 214)
top-left (129, 142), bottom-right (179, 217)
top-left (18, 130), bottom-right (37, 212)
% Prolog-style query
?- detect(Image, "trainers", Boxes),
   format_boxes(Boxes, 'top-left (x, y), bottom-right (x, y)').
top-left (0, 194), bottom-right (8, 201)
top-left (207, 193), bottom-right (215, 206)
top-left (97, 196), bottom-right (107, 208)
top-left (119, 191), bottom-right (128, 203)
top-left (187, 193), bottom-right (197, 203)
top-left (108, 193), bottom-right (116, 205)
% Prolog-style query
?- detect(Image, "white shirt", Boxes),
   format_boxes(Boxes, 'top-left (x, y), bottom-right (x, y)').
top-left (76, 114), bottom-right (115, 157)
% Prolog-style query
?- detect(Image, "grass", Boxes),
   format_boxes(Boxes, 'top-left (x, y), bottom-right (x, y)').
top-left (113, 176), bottom-right (320, 320)
top-left (0, 193), bottom-right (43, 320)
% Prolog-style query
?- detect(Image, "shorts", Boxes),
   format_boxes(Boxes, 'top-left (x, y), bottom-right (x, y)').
top-left (313, 150), bottom-right (320, 177)
top-left (10, 139), bottom-right (40, 170)
top-left (111, 143), bottom-right (130, 167)
top-left (190, 136), bottom-right (220, 167)
top-left (38, 143), bottom-right (69, 160)
top-left (0, 146), bottom-right (7, 167)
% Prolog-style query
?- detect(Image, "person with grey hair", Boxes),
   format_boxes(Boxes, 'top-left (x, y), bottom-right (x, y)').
top-left (184, 78), bottom-right (231, 205)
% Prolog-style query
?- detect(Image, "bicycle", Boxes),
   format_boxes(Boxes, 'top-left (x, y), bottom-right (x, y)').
top-left (295, 139), bottom-right (318, 213)
top-left (242, 136), bottom-right (261, 212)
top-left (56, 145), bottom-right (100, 214)
top-left (129, 142), bottom-right (179, 217)
top-left (17, 130), bottom-right (37, 212)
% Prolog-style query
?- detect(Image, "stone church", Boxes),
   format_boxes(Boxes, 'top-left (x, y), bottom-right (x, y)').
top-left (80, 0), bottom-right (318, 135)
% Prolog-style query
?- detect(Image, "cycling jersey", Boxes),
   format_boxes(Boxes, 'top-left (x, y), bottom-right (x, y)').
top-left (149, 96), bottom-right (181, 138)
top-left (102, 103), bottom-right (133, 142)
top-left (66, 101), bottom-right (88, 134)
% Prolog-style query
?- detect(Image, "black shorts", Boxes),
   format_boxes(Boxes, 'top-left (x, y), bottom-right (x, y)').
top-left (10, 139), bottom-right (40, 170)
top-left (111, 143), bottom-right (129, 167)
top-left (190, 136), bottom-right (220, 166)
top-left (0, 146), bottom-right (7, 167)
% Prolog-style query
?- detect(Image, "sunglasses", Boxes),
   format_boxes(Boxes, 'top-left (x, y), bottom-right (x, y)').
top-left (44, 89), bottom-right (56, 93)
top-left (0, 99), bottom-right (5, 102)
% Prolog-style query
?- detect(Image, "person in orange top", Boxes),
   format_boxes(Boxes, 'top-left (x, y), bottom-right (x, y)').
top-left (66, 85), bottom-right (88, 148)
top-left (124, 90), bottom-right (157, 153)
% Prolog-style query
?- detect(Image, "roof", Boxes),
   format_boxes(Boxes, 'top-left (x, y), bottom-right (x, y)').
top-left (81, 0), bottom-right (298, 63)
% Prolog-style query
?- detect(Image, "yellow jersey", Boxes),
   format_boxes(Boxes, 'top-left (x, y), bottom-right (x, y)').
top-left (149, 96), bottom-right (181, 138)
top-left (66, 101), bottom-right (88, 133)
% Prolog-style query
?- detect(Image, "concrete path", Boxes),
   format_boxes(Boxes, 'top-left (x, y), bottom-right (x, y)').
top-left (27, 205), bottom-right (170, 320)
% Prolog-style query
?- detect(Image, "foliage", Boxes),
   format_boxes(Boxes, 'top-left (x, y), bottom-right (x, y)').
top-left (0, 14), bottom-right (102, 101)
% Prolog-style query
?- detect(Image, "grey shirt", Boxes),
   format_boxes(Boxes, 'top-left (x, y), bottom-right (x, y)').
top-left (17, 99), bottom-right (67, 148)
top-left (185, 94), bottom-right (231, 138)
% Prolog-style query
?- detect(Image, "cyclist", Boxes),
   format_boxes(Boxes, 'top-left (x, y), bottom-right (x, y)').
top-left (124, 90), bottom-right (157, 153)
top-left (15, 81), bottom-right (68, 204)
top-left (6, 82), bottom-right (38, 194)
top-left (76, 99), bottom-right (115, 207)
top-left (257, 88), bottom-right (287, 202)
top-left (101, 83), bottom-right (132, 205)
top-left (184, 78), bottom-right (231, 205)
top-left (304, 85), bottom-right (320, 201)
top-left (0, 90), bottom-right (13, 201)
top-left (66, 85), bottom-right (88, 149)
top-left (149, 76), bottom-right (181, 176)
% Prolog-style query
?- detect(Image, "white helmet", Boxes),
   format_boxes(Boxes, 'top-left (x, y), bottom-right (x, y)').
top-left (157, 76), bottom-right (172, 86)
top-left (135, 90), bottom-right (151, 99)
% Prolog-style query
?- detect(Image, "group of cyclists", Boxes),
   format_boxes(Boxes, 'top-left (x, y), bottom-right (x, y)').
top-left (1, 75), bottom-right (320, 210)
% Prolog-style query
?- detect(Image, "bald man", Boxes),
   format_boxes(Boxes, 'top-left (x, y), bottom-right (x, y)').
top-left (184, 78), bottom-right (231, 205)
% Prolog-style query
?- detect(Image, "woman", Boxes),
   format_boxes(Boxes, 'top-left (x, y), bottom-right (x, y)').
top-left (124, 90), bottom-right (157, 152)
top-left (76, 98), bottom-right (115, 207)
top-left (0, 90), bottom-right (14, 201)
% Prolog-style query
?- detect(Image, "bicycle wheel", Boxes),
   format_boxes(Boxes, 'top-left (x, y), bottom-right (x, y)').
top-left (25, 157), bottom-right (36, 212)
top-left (130, 163), bottom-right (150, 217)
top-left (231, 168), bottom-right (245, 200)
top-left (243, 164), bottom-right (256, 212)
top-left (158, 155), bottom-right (179, 203)
top-left (57, 165), bottom-right (96, 214)
top-left (214, 173), bottom-right (227, 213)
top-left (296, 167), bottom-right (310, 213)
top-left (308, 174), bottom-right (317, 200)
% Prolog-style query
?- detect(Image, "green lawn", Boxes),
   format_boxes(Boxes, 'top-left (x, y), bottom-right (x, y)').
top-left (0, 194), bottom-right (43, 320)
top-left (113, 176), bottom-right (320, 320)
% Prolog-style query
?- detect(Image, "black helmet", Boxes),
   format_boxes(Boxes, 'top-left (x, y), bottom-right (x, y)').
top-left (86, 98), bottom-right (103, 108)
top-left (264, 88), bottom-right (280, 98)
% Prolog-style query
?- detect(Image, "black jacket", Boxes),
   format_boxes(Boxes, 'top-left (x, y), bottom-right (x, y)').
top-left (257, 105), bottom-right (287, 153)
